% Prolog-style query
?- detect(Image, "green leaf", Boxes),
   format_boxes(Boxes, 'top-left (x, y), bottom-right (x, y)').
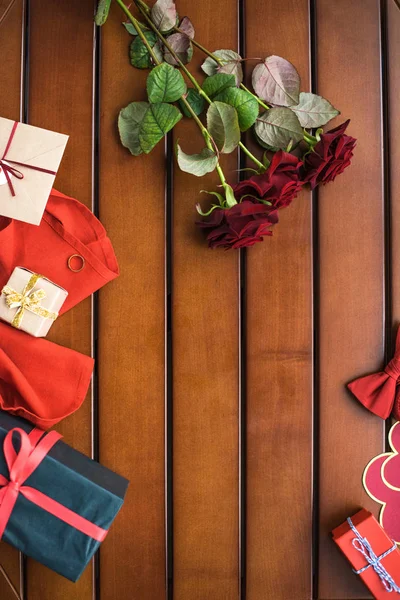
top-left (252, 56), bottom-right (300, 107)
top-left (290, 92), bottom-right (340, 128)
top-left (201, 50), bottom-right (243, 85)
top-left (123, 22), bottom-right (138, 35)
top-left (178, 89), bottom-right (205, 117)
top-left (151, 0), bottom-right (177, 33)
top-left (119, 101), bottom-right (182, 155)
top-left (147, 62), bottom-right (186, 103)
top-left (176, 145), bottom-right (218, 176)
top-left (123, 21), bottom-right (148, 35)
top-left (207, 101), bottom-right (240, 154)
top-left (164, 33), bottom-right (193, 65)
top-left (95, 0), bottom-right (112, 26)
top-left (202, 73), bottom-right (236, 99)
top-left (254, 107), bottom-right (303, 151)
top-left (214, 88), bottom-right (259, 131)
top-left (130, 31), bottom-right (163, 69)
top-left (118, 102), bottom-right (148, 156)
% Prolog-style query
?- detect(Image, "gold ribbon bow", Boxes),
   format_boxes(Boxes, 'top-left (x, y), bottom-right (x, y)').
top-left (1, 272), bottom-right (58, 329)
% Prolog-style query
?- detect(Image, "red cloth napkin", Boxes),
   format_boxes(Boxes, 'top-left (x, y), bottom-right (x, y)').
top-left (0, 188), bottom-right (119, 310)
top-left (0, 323), bottom-right (94, 429)
top-left (0, 188), bottom-right (119, 428)
top-left (348, 327), bottom-right (400, 419)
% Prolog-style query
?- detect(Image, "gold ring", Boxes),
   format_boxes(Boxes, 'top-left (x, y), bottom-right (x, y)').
top-left (67, 254), bottom-right (85, 273)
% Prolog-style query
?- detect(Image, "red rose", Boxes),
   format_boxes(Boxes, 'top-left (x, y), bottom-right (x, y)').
top-left (302, 119), bottom-right (356, 189)
top-left (233, 150), bottom-right (303, 209)
top-left (197, 201), bottom-right (279, 249)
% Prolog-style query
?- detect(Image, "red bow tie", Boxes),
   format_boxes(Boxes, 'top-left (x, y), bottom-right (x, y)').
top-left (348, 327), bottom-right (400, 419)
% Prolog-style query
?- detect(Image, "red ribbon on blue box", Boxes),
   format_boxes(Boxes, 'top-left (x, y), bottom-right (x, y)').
top-left (0, 427), bottom-right (107, 542)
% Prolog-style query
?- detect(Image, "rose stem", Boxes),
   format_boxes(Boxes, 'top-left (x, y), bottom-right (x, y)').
top-left (116, 0), bottom-right (160, 64)
top-left (133, 1), bottom-right (265, 172)
top-left (134, 0), bottom-right (150, 13)
top-left (238, 143), bottom-right (264, 171)
top-left (116, 0), bottom-right (230, 192)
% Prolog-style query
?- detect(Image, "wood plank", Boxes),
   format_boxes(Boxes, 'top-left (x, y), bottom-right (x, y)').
top-left (98, 3), bottom-right (166, 599)
top-left (171, 1), bottom-right (239, 598)
top-left (0, 0), bottom-right (22, 120)
top-left (387, 1), bottom-right (400, 328)
top-left (0, 1), bottom-right (24, 598)
top-left (26, 0), bottom-right (94, 597)
top-left (244, 2), bottom-right (313, 599)
top-left (316, 1), bottom-right (385, 598)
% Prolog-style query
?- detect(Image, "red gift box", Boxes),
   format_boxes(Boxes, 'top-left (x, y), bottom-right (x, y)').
top-left (332, 509), bottom-right (400, 599)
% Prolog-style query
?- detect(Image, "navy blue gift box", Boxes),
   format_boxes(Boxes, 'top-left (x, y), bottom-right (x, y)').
top-left (0, 411), bottom-right (129, 582)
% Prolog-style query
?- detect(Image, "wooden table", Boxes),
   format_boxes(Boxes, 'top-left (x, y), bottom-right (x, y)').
top-left (0, 0), bottom-right (397, 598)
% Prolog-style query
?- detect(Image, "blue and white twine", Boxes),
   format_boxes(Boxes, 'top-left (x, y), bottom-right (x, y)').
top-left (347, 517), bottom-right (400, 593)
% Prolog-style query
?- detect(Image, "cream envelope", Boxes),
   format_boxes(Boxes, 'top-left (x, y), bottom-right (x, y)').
top-left (0, 117), bottom-right (68, 225)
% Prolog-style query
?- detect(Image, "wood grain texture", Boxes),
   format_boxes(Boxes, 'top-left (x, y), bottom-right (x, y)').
top-left (98, 3), bottom-right (166, 599)
top-left (316, 1), bottom-right (385, 598)
top-left (0, 0), bottom-right (22, 122)
top-left (387, 0), bottom-right (400, 329)
top-left (245, 2), bottom-right (313, 599)
top-left (0, 1), bottom-right (393, 598)
top-left (171, 1), bottom-right (239, 598)
top-left (26, 0), bottom-right (94, 598)
top-left (0, 1), bottom-right (23, 598)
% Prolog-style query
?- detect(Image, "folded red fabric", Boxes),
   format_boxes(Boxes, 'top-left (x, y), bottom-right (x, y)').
top-left (347, 327), bottom-right (400, 419)
top-left (0, 322), bottom-right (94, 428)
top-left (0, 188), bottom-right (119, 311)
top-left (0, 188), bottom-right (119, 428)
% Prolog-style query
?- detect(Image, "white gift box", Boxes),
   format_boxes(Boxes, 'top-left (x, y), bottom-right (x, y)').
top-left (0, 267), bottom-right (68, 337)
top-left (0, 117), bottom-right (68, 225)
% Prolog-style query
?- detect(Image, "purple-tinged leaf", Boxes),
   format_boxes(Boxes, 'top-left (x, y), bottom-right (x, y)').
top-left (252, 56), bottom-right (300, 107)
top-left (164, 33), bottom-right (193, 65)
top-left (179, 16), bottom-right (195, 39)
top-left (151, 0), bottom-right (177, 33)
top-left (202, 50), bottom-right (243, 86)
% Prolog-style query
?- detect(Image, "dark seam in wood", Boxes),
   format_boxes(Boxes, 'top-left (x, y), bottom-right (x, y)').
top-left (92, 10), bottom-right (101, 600)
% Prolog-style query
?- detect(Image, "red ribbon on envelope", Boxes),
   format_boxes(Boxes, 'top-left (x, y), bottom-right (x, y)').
top-left (0, 122), bottom-right (57, 197)
top-left (347, 326), bottom-right (400, 419)
top-left (0, 427), bottom-right (107, 542)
